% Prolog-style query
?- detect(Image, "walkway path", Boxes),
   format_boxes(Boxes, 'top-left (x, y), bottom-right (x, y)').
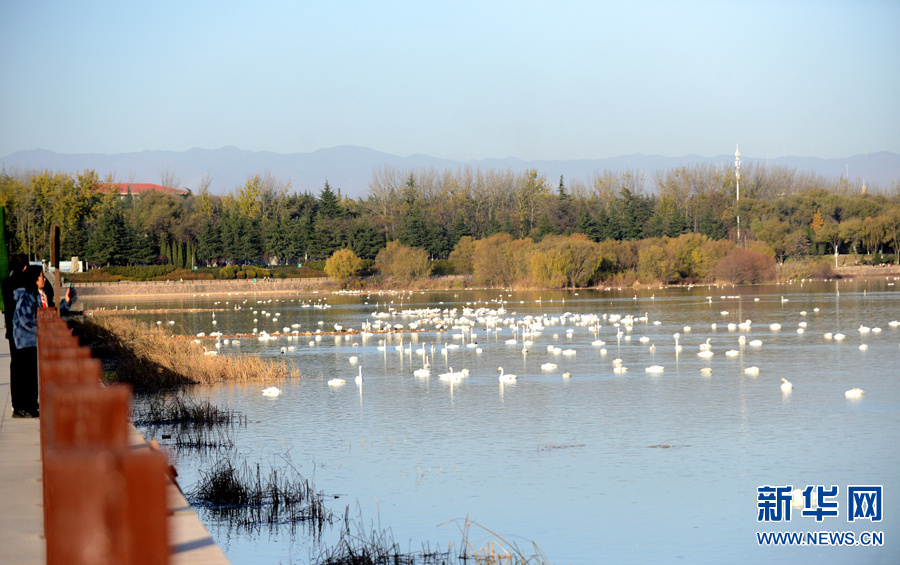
top-left (0, 324), bottom-right (231, 564)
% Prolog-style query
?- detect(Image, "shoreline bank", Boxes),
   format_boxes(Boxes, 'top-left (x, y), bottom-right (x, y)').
top-left (68, 267), bottom-right (900, 299)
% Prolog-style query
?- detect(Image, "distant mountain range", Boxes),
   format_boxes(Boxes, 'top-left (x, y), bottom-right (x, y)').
top-left (2, 146), bottom-right (897, 199)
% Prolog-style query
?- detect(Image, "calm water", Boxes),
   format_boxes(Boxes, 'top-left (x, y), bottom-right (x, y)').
top-left (81, 281), bottom-right (900, 564)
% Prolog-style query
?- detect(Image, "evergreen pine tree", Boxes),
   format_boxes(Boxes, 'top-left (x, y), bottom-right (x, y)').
top-left (449, 213), bottom-right (471, 249)
top-left (238, 217), bottom-right (261, 263)
top-left (557, 175), bottom-right (569, 200)
top-left (125, 224), bottom-right (155, 265)
top-left (399, 207), bottom-right (428, 248)
top-left (161, 237), bottom-right (172, 265)
top-left (699, 208), bottom-right (726, 240)
top-left (577, 208), bottom-right (601, 242)
top-left (318, 181), bottom-right (342, 218)
top-left (533, 215), bottom-right (555, 241)
top-left (197, 218), bottom-right (222, 266)
top-left (86, 207), bottom-right (126, 266)
top-left (348, 218), bottom-right (385, 259)
top-left (425, 220), bottom-right (449, 258)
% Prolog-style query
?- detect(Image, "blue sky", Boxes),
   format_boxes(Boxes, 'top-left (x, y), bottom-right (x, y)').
top-left (1, 1), bottom-right (897, 161)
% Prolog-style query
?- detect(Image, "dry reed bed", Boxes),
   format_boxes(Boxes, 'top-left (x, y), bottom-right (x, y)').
top-left (71, 315), bottom-right (302, 392)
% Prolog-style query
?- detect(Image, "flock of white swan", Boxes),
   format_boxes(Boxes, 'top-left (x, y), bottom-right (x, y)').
top-left (156, 289), bottom-right (889, 402)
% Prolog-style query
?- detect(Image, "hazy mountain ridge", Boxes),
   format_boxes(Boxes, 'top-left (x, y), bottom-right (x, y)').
top-left (2, 146), bottom-right (897, 199)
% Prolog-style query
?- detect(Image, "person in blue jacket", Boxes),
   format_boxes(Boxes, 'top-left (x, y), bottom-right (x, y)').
top-left (2, 255), bottom-right (28, 415)
top-left (11, 265), bottom-right (73, 418)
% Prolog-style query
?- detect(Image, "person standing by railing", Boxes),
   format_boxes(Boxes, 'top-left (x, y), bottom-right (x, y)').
top-left (11, 265), bottom-right (74, 418)
top-left (2, 254), bottom-right (28, 416)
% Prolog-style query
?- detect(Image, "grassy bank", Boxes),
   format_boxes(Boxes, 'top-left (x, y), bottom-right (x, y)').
top-left (71, 315), bottom-right (302, 392)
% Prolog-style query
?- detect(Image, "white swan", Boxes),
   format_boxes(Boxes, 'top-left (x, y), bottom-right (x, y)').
top-left (327, 378), bottom-right (346, 386)
top-left (700, 367), bottom-right (712, 376)
top-left (698, 349), bottom-right (714, 359)
top-left (262, 387), bottom-right (281, 397)
top-left (781, 378), bottom-right (792, 393)
top-left (726, 349), bottom-right (740, 357)
top-left (354, 366), bottom-right (363, 385)
top-left (833, 333), bottom-right (846, 341)
top-left (349, 356), bottom-right (359, 364)
top-left (744, 366), bottom-right (760, 375)
top-left (749, 339), bottom-right (763, 347)
top-left (439, 367), bottom-right (463, 382)
top-left (413, 366), bottom-right (430, 378)
top-left (498, 367), bottom-right (517, 382)
top-left (540, 362), bottom-right (558, 371)
top-left (645, 365), bottom-right (664, 374)
top-left (699, 338), bottom-right (712, 351)
top-left (770, 323), bottom-right (782, 331)
top-left (859, 343), bottom-right (868, 351)
top-left (562, 372), bottom-right (572, 379)
top-left (845, 387), bottom-right (865, 399)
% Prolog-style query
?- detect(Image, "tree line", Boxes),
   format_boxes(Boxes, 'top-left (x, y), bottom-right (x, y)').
top-left (0, 163), bottom-right (898, 285)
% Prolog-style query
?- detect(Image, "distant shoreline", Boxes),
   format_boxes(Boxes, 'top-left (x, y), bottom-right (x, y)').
top-left (67, 266), bottom-right (900, 300)
top-left (70, 277), bottom-right (334, 299)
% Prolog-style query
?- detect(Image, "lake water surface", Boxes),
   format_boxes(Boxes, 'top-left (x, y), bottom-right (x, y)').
top-left (81, 280), bottom-right (900, 564)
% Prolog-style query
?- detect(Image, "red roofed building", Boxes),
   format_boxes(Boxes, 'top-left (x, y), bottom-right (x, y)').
top-left (101, 183), bottom-right (191, 196)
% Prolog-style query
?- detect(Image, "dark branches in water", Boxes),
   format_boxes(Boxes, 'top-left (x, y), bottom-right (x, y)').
top-left (187, 451), bottom-right (334, 535)
top-left (132, 392), bottom-right (245, 454)
top-left (313, 508), bottom-right (549, 565)
top-left (132, 393), bottom-right (246, 429)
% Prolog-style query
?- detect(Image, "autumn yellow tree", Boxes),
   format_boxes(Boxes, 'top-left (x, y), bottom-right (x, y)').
top-left (448, 235), bottom-right (477, 274)
top-left (375, 240), bottom-right (431, 281)
top-left (324, 248), bottom-right (363, 280)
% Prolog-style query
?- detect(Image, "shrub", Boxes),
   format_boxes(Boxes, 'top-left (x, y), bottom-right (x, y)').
top-left (430, 259), bottom-right (454, 276)
top-left (713, 247), bottom-right (776, 284)
top-left (810, 259), bottom-right (834, 279)
top-left (472, 233), bottom-right (534, 287)
top-left (219, 265), bottom-right (239, 280)
top-left (637, 243), bottom-right (677, 283)
top-left (528, 234), bottom-right (602, 288)
top-left (324, 248), bottom-right (363, 280)
top-left (241, 265), bottom-right (270, 279)
top-left (375, 241), bottom-right (432, 281)
top-left (448, 236), bottom-right (477, 275)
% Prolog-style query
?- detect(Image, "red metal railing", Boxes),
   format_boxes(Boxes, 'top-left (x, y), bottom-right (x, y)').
top-left (37, 308), bottom-right (169, 565)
